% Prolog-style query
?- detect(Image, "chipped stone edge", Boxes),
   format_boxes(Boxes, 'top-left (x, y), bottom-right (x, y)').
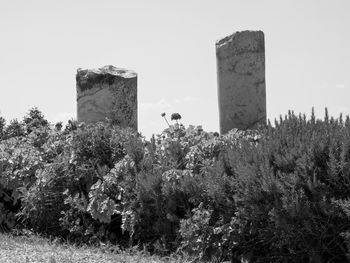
top-left (77, 65), bottom-right (137, 79)
top-left (215, 30), bottom-right (264, 49)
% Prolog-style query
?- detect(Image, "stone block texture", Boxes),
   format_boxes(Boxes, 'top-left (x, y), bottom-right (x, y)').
top-left (76, 65), bottom-right (137, 130)
top-left (216, 30), bottom-right (266, 134)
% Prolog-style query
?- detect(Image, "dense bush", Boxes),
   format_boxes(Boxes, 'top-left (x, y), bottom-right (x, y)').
top-left (1, 108), bottom-right (350, 262)
top-left (178, 110), bottom-right (350, 262)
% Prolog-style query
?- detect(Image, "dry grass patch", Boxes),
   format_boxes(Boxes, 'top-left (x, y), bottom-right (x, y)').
top-left (0, 233), bottom-right (191, 263)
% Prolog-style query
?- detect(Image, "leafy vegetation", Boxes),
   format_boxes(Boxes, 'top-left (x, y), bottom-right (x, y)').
top-left (1, 107), bottom-right (350, 262)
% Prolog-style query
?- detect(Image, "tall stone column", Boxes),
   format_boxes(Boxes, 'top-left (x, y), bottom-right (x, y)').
top-left (76, 65), bottom-right (137, 130)
top-left (216, 30), bottom-right (266, 134)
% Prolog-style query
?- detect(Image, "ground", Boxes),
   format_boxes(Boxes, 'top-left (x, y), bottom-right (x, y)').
top-left (0, 233), bottom-right (191, 263)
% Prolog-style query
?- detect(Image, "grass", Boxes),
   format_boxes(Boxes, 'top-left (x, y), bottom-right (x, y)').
top-left (0, 232), bottom-right (193, 263)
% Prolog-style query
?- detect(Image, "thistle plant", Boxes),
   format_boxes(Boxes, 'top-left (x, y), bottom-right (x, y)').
top-left (171, 113), bottom-right (181, 124)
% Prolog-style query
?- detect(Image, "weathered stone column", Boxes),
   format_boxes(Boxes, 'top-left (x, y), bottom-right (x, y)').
top-left (216, 30), bottom-right (266, 134)
top-left (76, 65), bottom-right (137, 130)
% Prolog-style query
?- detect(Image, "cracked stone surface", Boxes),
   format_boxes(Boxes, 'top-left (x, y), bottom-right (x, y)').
top-left (76, 65), bottom-right (137, 130)
top-left (216, 30), bottom-right (266, 133)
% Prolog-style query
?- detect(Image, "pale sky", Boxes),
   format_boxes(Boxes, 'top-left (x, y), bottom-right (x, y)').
top-left (0, 0), bottom-right (349, 138)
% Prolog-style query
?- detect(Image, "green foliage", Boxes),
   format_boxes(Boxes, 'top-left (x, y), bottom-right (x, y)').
top-left (2, 107), bottom-right (350, 262)
top-left (4, 119), bottom-right (25, 139)
top-left (64, 119), bottom-right (78, 134)
top-left (55, 122), bottom-right (63, 131)
top-left (117, 125), bottom-right (239, 254)
top-left (0, 116), bottom-right (5, 140)
top-left (23, 107), bottom-right (49, 134)
top-left (178, 110), bottom-right (350, 262)
top-left (0, 136), bottom-right (43, 229)
top-left (20, 122), bottom-right (136, 241)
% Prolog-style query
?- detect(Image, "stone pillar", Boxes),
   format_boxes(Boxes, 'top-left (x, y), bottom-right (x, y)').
top-left (76, 65), bottom-right (137, 130)
top-left (216, 30), bottom-right (266, 134)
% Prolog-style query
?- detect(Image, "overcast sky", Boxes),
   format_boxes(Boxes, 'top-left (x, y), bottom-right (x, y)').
top-left (0, 0), bottom-right (349, 138)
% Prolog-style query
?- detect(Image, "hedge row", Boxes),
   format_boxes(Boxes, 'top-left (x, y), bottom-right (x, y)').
top-left (1, 108), bottom-right (350, 262)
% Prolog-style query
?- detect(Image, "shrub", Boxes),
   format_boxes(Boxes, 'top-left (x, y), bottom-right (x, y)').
top-left (178, 110), bottom-right (350, 262)
top-left (23, 107), bottom-right (49, 134)
top-left (2, 107), bottom-right (350, 262)
top-left (0, 137), bottom-right (43, 230)
top-left (118, 124), bottom-right (230, 254)
top-left (4, 119), bottom-right (25, 139)
top-left (19, 122), bottom-right (137, 242)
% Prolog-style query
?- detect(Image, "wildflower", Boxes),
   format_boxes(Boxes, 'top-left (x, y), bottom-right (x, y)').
top-left (161, 112), bottom-right (170, 127)
top-left (171, 113), bottom-right (181, 121)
